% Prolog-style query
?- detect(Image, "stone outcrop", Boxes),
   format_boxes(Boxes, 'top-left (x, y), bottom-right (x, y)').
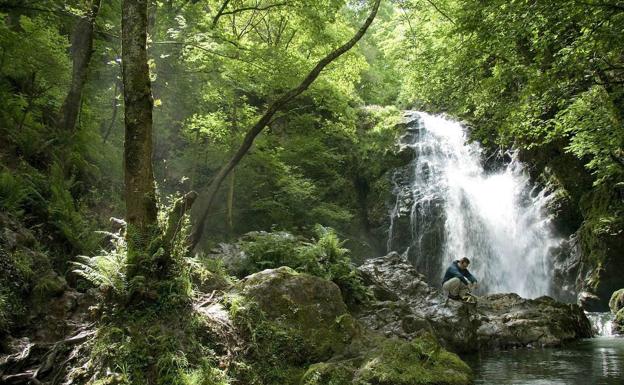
top-left (610, 288), bottom-right (624, 334)
top-left (520, 146), bottom-right (624, 311)
top-left (356, 252), bottom-right (593, 353)
top-left (217, 266), bottom-right (472, 385)
top-left (0, 289), bottom-right (96, 384)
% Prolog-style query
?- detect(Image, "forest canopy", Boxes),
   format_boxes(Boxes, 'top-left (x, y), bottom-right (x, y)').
top-left (0, 0), bottom-right (623, 384)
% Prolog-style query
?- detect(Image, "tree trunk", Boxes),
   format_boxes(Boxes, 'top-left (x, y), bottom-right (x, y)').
top-left (189, 0), bottom-right (382, 248)
top-left (59, 0), bottom-right (101, 132)
top-left (102, 75), bottom-right (121, 143)
top-left (122, 0), bottom-right (159, 275)
top-left (226, 170), bottom-right (235, 236)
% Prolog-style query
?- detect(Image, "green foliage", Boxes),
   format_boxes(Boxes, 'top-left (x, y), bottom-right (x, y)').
top-left (0, 215), bottom-right (59, 333)
top-left (300, 334), bottom-right (472, 385)
top-left (238, 231), bottom-right (302, 274)
top-left (354, 335), bottom-right (471, 385)
top-left (32, 271), bottom-right (66, 301)
top-left (298, 226), bottom-right (371, 305)
top-left (239, 226), bottom-right (371, 304)
top-left (555, 86), bottom-right (624, 184)
top-left (91, 310), bottom-right (230, 385)
top-left (226, 296), bottom-right (308, 385)
top-left (48, 162), bottom-right (101, 253)
top-left (73, 230), bottom-right (128, 298)
top-left (370, 0), bottom-right (624, 188)
top-left (0, 168), bottom-right (37, 216)
top-left (0, 290), bottom-right (9, 334)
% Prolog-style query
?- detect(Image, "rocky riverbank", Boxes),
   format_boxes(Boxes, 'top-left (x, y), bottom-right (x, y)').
top-left (356, 252), bottom-right (593, 353)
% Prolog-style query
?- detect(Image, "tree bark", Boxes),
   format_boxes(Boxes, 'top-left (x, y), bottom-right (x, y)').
top-left (122, 0), bottom-right (159, 272)
top-left (102, 76), bottom-right (121, 143)
top-left (226, 170), bottom-right (235, 236)
top-left (59, 0), bottom-right (101, 132)
top-left (189, 0), bottom-right (382, 248)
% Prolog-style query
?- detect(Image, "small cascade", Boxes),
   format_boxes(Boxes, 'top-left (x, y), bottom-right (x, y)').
top-left (586, 312), bottom-right (616, 337)
top-left (387, 111), bottom-right (561, 298)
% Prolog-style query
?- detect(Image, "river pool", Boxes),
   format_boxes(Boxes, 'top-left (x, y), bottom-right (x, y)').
top-left (464, 337), bottom-right (624, 384)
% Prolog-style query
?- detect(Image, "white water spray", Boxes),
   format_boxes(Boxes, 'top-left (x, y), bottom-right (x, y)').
top-left (388, 111), bottom-right (560, 298)
top-left (586, 312), bottom-right (616, 337)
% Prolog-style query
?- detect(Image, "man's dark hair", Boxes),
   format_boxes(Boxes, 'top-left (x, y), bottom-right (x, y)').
top-left (460, 257), bottom-right (470, 264)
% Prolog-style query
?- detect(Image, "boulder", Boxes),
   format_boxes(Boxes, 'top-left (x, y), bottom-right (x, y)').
top-left (357, 253), bottom-right (593, 353)
top-left (222, 266), bottom-right (472, 385)
top-left (302, 334), bottom-right (472, 385)
top-left (236, 266), bottom-right (358, 360)
top-left (610, 288), bottom-right (624, 334)
top-left (608, 288), bottom-right (624, 314)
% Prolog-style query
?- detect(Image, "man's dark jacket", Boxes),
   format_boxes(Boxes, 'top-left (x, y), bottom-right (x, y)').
top-left (442, 260), bottom-right (477, 285)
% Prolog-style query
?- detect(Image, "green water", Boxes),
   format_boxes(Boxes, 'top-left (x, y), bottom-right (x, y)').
top-left (464, 337), bottom-right (624, 384)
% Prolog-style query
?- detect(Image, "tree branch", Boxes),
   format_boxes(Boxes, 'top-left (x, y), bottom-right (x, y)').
top-left (189, 0), bottom-right (382, 249)
top-left (152, 40), bottom-right (268, 71)
top-left (425, 0), bottom-right (456, 25)
top-left (163, 191), bottom-right (198, 248)
top-left (212, 0), bottom-right (231, 28)
top-left (221, 2), bottom-right (289, 17)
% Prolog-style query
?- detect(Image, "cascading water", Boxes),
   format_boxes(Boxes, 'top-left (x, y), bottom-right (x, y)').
top-left (387, 111), bottom-right (560, 298)
top-left (586, 312), bottom-right (616, 337)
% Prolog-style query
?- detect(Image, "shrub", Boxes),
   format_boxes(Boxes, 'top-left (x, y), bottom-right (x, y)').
top-left (73, 229), bottom-right (128, 300)
top-left (239, 226), bottom-right (371, 305)
top-left (0, 168), bottom-right (37, 216)
top-left (0, 291), bottom-right (9, 334)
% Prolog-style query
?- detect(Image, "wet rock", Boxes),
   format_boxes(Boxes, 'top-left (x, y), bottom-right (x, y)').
top-left (579, 290), bottom-right (604, 311)
top-left (610, 289), bottom-right (624, 314)
top-left (610, 288), bottom-right (624, 334)
top-left (357, 253), bottom-right (593, 353)
top-left (236, 266), bottom-right (357, 360)
top-left (227, 266), bottom-right (472, 384)
top-left (551, 236), bottom-right (581, 303)
top-left (302, 334), bottom-right (472, 385)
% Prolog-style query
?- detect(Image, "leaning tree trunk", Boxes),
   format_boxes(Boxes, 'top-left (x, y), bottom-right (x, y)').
top-left (59, 0), bottom-right (101, 132)
top-left (121, 0), bottom-right (159, 278)
top-left (189, 0), bottom-right (382, 249)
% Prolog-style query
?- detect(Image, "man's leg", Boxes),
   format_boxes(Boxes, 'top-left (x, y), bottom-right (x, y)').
top-left (458, 283), bottom-right (469, 298)
top-left (443, 277), bottom-right (462, 298)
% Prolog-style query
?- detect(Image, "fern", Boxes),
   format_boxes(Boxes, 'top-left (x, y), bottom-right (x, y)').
top-left (72, 229), bottom-right (128, 295)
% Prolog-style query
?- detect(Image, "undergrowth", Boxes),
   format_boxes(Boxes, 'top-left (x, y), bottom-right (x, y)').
top-left (224, 295), bottom-right (310, 385)
top-left (238, 225), bottom-right (371, 305)
top-left (72, 198), bottom-right (231, 385)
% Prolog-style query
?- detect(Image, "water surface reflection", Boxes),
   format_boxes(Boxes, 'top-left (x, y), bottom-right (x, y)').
top-left (464, 337), bottom-right (624, 384)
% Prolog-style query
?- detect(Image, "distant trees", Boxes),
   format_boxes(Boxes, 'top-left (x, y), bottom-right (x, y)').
top-left (59, 0), bottom-right (101, 132)
top-left (118, 0), bottom-right (384, 287)
top-left (190, 0), bottom-right (382, 248)
top-left (381, 0), bottom-right (624, 186)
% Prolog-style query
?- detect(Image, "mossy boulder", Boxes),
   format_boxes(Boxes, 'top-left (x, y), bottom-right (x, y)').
top-left (615, 309), bottom-right (624, 334)
top-left (609, 288), bottom-right (624, 314)
top-left (225, 266), bottom-right (472, 385)
top-left (226, 267), bottom-right (360, 384)
top-left (235, 266), bottom-right (359, 360)
top-left (302, 334), bottom-right (471, 385)
top-left (610, 289), bottom-right (624, 334)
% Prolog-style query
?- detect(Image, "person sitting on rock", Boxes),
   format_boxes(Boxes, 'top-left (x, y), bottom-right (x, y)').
top-left (442, 257), bottom-right (477, 302)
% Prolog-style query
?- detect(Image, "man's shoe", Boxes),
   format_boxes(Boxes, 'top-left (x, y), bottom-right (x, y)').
top-left (461, 294), bottom-right (477, 304)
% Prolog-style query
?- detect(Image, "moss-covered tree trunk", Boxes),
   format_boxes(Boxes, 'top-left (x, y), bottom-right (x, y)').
top-left (59, 0), bottom-right (101, 132)
top-left (121, 0), bottom-right (159, 279)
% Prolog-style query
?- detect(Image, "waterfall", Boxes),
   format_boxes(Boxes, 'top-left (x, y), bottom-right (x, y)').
top-left (586, 312), bottom-right (616, 337)
top-left (387, 111), bottom-right (560, 298)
